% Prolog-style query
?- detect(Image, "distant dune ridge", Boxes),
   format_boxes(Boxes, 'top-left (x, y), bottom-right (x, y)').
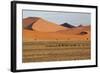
top-left (23, 17), bottom-right (90, 41)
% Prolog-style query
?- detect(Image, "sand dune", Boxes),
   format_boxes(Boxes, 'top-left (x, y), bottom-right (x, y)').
top-left (32, 18), bottom-right (68, 32)
top-left (23, 17), bottom-right (67, 32)
top-left (23, 17), bottom-right (40, 29)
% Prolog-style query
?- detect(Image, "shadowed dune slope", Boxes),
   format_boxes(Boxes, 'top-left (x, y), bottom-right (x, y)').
top-left (23, 17), bottom-right (40, 29)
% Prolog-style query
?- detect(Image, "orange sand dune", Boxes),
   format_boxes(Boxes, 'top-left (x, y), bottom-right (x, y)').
top-left (23, 17), bottom-right (67, 32)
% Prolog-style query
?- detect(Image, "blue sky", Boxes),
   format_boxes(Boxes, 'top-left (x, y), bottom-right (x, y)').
top-left (23, 10), bottom-right (91, 26)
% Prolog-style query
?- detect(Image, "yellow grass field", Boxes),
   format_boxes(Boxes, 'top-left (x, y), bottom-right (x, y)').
top-left (22, 40), bottom-right (91, 63)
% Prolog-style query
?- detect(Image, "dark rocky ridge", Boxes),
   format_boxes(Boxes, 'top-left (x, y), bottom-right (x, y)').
top-left (61, 23), bottom-right (76, 28)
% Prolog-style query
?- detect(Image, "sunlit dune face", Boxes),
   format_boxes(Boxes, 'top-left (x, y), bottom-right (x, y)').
top-left (32, 18), bottom-right (67, 32)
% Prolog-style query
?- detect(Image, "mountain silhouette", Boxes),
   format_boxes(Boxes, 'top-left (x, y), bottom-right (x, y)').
top-left (78, 24), bottom-right (83, 27)
top-left (61, 23), bottom-right (76, 28)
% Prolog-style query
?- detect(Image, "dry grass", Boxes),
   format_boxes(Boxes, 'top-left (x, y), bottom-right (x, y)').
top-left (22, 40), bottom-right (91, 63)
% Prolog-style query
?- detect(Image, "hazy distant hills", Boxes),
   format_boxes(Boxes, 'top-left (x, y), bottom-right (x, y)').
top-left (61, 23), bottom-right (76, 28)
top-left (23, 17), bottom-right (90, 41)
